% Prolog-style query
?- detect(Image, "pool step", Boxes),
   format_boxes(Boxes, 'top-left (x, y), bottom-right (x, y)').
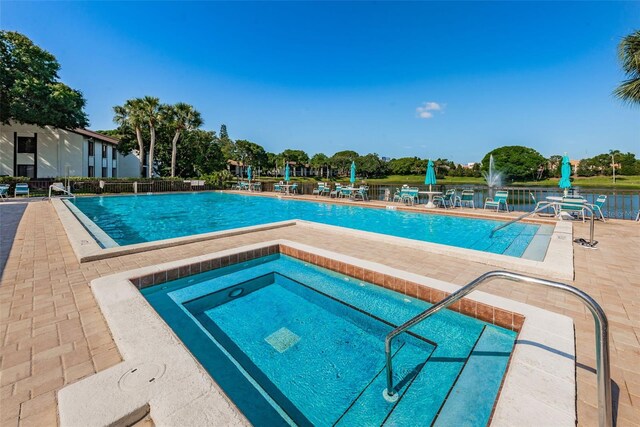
top-left (381, 325), bottom-right (486, 426)
top-left (432, 326), bottom-right (516, 426)
top-left (335, 339), bottom-right (434, 426)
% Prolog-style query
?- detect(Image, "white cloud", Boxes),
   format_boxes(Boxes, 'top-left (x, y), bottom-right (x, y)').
top-left (416, 101), bottom-right (444, 119)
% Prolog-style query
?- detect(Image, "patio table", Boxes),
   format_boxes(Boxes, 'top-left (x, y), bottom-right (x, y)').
top-left (419, 191), bottom-right (443, 209)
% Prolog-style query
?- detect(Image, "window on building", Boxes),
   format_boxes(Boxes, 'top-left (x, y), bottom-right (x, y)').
top-left (112, 168), bottom-right (117, 178)
top-left (102, 167), bottom-right (108, 177)
top-left (88, 140), bottom-right (95, 156)
top-left (88, 165), bottom-right (94, 177)
top-left (102, 144), bottom-right (107, 157)
top-left (112, 147), bottom-right (117, 160)
top-left (17, 136), bottom-right (36, 153)
top-left (16, 164), bottom-right (35, 178)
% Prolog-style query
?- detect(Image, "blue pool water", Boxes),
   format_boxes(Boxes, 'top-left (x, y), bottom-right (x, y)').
top-left (69, 192), bottom-right (552, 259)
top-left (143, 255), bottom-right (517, 426)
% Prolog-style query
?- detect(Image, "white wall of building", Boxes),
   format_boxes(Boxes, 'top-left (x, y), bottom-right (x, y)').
top-left (0, 123), bottom-right (140, 178)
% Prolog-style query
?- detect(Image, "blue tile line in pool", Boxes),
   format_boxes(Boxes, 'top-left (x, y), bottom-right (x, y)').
top-left (142, 254), bottom-right (516, 426)
top-left (69, 192), bottom-right (552, 259)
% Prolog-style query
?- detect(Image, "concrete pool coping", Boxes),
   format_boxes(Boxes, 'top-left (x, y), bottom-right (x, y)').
top-left (57, 240), bottom-right (576, 426)
top-left (51, 197), bottom-right (574, 279)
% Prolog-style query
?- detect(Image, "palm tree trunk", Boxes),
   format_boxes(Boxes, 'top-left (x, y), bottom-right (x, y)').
top-left (135, 126), bottom-right (145, 177)
top-left (148, 124), bottom-right (156, 178)
top-left (170, 130), bottom-right (181, 177)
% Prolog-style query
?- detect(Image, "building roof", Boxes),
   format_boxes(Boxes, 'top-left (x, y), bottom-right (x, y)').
top-left (71, 128), bottom-right (119, 145)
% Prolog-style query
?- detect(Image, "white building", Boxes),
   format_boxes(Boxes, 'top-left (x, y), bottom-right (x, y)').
top-left (0, 122), bottom-right (140, 178)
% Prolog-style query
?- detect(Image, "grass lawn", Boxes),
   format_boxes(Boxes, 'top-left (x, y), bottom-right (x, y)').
top-left (364, 175), bottom-right (486, 185)
top-left (512, 175), bottom-right (640, 189)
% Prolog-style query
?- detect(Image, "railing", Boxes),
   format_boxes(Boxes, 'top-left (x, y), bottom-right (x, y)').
top-left (48, 184), bottom-right (75, 199)
top-left (490, 201), bottom-right (597, 247)
top-left (19, 179), bottom-right (640, 219)
top-left (383, 270), bottom-right (612, 427)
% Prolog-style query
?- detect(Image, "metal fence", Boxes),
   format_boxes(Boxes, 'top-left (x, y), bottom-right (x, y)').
top-left (21, 178), bottom-right (640, 220)
top-left (262, 182), bottom-right (640, 220)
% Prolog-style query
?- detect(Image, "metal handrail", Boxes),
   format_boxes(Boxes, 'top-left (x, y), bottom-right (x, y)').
top-left (383, 270), bottom-right (612, 427)
top-left (490, 201), bottom-right (597, 247)
top-left (48, 184), bottom-right (76, 199)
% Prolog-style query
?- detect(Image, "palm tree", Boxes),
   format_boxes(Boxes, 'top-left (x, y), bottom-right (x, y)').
top-left (166, 103), bottom-right (203, 177)
top-left (614, 30), bottom-right (640, 105)
top-left (139, 96), bottom-right (162, 178)
top-left (113, 99), bottom-right (146, 177)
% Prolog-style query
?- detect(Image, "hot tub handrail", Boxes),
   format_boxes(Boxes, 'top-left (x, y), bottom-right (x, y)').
top-left (490, 201), bottom-right (596, 247)
top-left (383, 270), bottom-right (612, 427)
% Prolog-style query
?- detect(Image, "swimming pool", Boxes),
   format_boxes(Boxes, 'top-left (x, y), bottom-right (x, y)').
top-left (68, 192), bottom-right (552, 259)
top-left (143, 254), bottom-right (516, 426)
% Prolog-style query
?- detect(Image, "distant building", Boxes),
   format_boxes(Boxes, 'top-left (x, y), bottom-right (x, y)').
top-left (381, 156), bottom-right (391, 162)
top-left (570, 159), bottom-right (580, 174)
top-left (463, 162), bottom-right (477, 169)
top-left (0, 122), bottom-right (140, 178)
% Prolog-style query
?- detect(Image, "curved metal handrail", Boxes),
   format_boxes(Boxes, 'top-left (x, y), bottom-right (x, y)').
top-left (383, 271), bottom-right (612, 427)
top-left (490, 201), bottom-right (597, 247)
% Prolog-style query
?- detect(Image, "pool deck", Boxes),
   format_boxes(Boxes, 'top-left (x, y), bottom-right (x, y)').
top-left (1, 198), bottom-right (639, 426)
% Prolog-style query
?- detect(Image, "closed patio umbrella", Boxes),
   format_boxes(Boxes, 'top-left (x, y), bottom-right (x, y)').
top-left (425, 159), bottom-right (437, 192)
top-left (559, 155), bottom-right (572, 196)
top-left (350, 161), bottom-right (356, 184)
top-left (285, 163), bottom-right (290, 183)
top-left (247, 165), bottom-right (252, 181)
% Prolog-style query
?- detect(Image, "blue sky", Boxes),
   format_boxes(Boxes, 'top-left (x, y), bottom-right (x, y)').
top-left (3, 1), bottom-right (639, 162)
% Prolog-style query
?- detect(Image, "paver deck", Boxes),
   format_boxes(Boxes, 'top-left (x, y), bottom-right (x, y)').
top-left (1, 199), bottom-right (639, 426)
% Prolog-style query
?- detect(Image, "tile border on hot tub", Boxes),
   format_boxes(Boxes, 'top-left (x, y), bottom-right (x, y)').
top-left (58, 240), bottom-right (576, 427)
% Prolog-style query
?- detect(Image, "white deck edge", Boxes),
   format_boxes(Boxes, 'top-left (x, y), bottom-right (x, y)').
top-left (58, 240), bottom-right (576, 427)
top-left (51, 198), bottom-right (574, 279)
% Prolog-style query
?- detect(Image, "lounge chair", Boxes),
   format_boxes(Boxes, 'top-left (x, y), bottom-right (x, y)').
top-left (251, 182), bottom-right (262, 192)
top-left (274, 182), bottom-right (282, 193)
top-left (434, 189), bottom-right (456, 208)
top-left (353, 186), bottom-right (369, 201)
top-left (559, 199), bottom-right (586, 222)
top-left (312, 183), bottom-right (326, 196)
top-left (459, 190), bottom-right (475, 209)
top-left (320, 185), bottom-right (331, 196)
top-left (340, 187), bottom-right (353, 199)
top-left (636, 210), bottom-right (639, 222)
top-left (401, 187), bottom-right (419, 205)
top-left (393, 185), bottom-right (409, 203)
top-left (290, 183), bottom-right (298, 194)
top-left (0, 184), bottom-right (9, 201)
top-left (330, 184), bottom-right (342, 198)
top-left (585, 195), bottom-right (607, 222)
top-left (529, 192), bottom-right (556, 217)
top-left (14, 183), bottom-right (29, 198)
top-left (484, 190), bottom-right (509, 211)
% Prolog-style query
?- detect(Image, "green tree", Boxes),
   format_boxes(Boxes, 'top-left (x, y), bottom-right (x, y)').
top-left (614, 30), bottom-right (640, 105)
top-left (547, 155), bottom-right (563, 178)
top-left (387, 157), bottom-right (426, 175)
top-left (280, 149), bottom-right (309, 164)
top-left (0, 31), bottom-right (88, 128)
top-left (235, 140), bottom-right (267, 176)
top-left (140, 96), bottom-right (162, 178)
top-left (481, 146), bottom-right (547, 181)
top-left (220, 124), bottom-right (229, 140)
top-left (113, 99), bottom-right (147, 176)
top-left (165, 103), bottom-right (203, 177)
top-left (310, 153), bottom-right (330, 178)
top-left (357, 153), bottom-right (388, 178)
top-left (330, 150), bottom-right (359, 176)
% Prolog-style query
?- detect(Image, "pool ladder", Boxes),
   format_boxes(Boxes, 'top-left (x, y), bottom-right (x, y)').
top-left (383, 271), bottom-right (612, 427)
top-left (489, 201), bottom-right (597, 248)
